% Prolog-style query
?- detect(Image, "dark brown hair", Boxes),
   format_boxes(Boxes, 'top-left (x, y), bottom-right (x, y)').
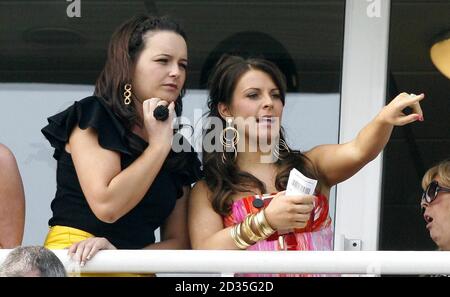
top-left (94, 14), bottom-right (187, 153)
top-left (204, 55), bottom-right (320, 215)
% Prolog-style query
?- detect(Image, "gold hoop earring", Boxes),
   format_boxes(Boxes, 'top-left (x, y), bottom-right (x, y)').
top-left (273, 138), bottom-right (290, 161)
top-left (220, 118), bottom-right (239, 163)
top-left (123, 84), bottom-right (132, 105)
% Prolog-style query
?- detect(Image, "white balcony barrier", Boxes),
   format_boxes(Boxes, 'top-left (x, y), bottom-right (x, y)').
top-left (1, 250), bottom-right (449, 275)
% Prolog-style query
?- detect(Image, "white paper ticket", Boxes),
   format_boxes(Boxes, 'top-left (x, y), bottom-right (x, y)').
top-left (286, 168), bottom-right (317, 196)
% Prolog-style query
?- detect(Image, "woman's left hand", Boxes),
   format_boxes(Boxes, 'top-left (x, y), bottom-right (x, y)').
top-left (377, 92), bottom-right (425, 126)
top-left (68, 237), bottom-right (116, 266)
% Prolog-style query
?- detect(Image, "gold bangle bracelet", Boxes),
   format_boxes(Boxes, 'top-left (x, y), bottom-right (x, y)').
top-left (251, 213), bottom-right (266, 238)
top-left (253, 211), bottom-right (266, 237)
top-left (256, 210), bottom-right (275, 237)
top-left (235, 223), bottom-right (253, 248)
top-left (230, 224), bottom-right (250, 249)
top-left (242, 214), bottom-right (262, 243)
top-left (230, 224), bottom-right (248, 249)
top-left (261, 209), bottom-right (276, 235)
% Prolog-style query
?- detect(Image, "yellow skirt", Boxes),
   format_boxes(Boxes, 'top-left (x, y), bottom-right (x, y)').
top-left (44, 225), bottom-right (153, 277)
top-left (44, 225), bottom-right (95, 249)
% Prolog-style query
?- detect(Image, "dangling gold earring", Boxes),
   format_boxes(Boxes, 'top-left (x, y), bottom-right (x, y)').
top-left (273, 138), bottom-right (290, 161)
top-left (123, 84), bottom-right (132, 105)
top-left (220, 118), bottom-right (239, 163)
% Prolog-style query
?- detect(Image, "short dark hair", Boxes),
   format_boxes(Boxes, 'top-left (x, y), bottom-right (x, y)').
top-left (0, 246), bottom-right (66, 277)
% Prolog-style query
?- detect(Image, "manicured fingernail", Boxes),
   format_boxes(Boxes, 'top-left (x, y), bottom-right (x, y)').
top-left (419, 115), bottom-right (424, 121)
top-left (81, 261), bottom-right (85, 267)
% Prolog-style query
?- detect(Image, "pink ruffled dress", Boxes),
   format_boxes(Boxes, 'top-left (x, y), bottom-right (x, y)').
top-left (223, 193), bottom-right (334, 277)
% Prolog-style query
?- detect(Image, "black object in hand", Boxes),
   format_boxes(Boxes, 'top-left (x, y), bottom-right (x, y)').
top-left (153, 105), bottom-right (169, 121)
top-left (252, 198), bottom-right (264, 209)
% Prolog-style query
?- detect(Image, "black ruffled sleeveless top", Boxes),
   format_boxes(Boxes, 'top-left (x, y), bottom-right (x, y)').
top-left (41, 96), bottom-right (202, 249)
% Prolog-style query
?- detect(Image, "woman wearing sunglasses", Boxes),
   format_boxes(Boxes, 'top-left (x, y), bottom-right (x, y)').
top-left (421, 159), bottom-right (450, 250)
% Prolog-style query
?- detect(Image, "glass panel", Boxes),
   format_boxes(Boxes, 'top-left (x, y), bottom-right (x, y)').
top-left (380, 0), bottom-right (450, 251)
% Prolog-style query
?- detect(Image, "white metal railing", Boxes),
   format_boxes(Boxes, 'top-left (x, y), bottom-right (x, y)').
top-left (1, 250), bottom-right (449, 275)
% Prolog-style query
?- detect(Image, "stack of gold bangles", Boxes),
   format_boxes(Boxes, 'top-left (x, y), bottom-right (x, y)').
top-left (230, 209), bottom-right (275, 249)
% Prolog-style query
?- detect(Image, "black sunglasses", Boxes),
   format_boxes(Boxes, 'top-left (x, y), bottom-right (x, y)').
top-left (421, 180), bottom-right (450, 204)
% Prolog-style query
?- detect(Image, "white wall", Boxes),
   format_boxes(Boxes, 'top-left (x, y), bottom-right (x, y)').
top-left (0, 84), bottom-right (339, 246)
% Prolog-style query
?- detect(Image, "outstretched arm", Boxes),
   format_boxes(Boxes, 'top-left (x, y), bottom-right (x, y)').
top-left (306, 93), bottom-right (425, 187)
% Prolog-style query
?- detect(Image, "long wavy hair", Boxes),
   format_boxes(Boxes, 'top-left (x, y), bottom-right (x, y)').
top-left (94, 14), bottom-right (186, 153)
top-left (204, 55), bottom-right (321, 215)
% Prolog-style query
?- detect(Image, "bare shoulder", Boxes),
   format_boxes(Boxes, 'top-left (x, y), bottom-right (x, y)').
top-left (69, 125), bottom-right (98, 144)
top-left (303, 143), bottom-right (341, 169)
top-left (304, 143), bottom-right (331, 161)
top-left (0, 144), bottom-right (17, 167)
top-left (190, 180), bottom-right (212, 202)
top-left (191, 180), bottom-right (210, 195)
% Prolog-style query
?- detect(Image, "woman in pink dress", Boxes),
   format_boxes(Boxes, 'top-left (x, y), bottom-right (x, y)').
top-left (188, 55), bottom-right (425, 276)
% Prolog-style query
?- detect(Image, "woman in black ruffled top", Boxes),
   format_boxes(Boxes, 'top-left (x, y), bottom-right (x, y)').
top-left (41, 14), bottom-right (201, 265)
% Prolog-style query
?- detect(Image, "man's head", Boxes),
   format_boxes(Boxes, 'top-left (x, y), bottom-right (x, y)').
top-left (0, 246), bottom-right (66, 277)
